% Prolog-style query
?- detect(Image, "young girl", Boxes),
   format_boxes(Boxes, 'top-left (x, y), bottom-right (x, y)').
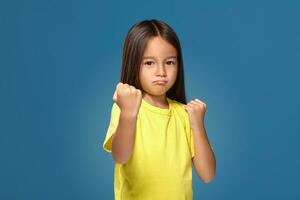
top-left (103, 19), bottom-right (216, 200)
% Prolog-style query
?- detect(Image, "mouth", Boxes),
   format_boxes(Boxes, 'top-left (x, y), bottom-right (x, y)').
top-left (153, 80), bottom-right (168, 85)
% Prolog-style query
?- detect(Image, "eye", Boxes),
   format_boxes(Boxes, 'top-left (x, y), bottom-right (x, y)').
top-left (144, 61), bottom-right (154, 66)
top-left (166, 60), bottom-right (176, 65)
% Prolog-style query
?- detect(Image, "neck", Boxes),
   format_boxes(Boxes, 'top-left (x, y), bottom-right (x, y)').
top-left (142, 93), bottom-right (169, 109)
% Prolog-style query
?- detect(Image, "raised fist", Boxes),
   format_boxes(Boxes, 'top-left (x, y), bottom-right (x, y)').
top-left (113, 82), bottom-right (142, 116)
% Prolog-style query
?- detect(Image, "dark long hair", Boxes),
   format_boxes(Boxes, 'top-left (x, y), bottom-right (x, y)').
top-left (120, 19), bottom-right (187, 104)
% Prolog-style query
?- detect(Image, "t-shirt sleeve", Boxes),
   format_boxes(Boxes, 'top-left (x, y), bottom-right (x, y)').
top-left (189, 127), bottom-right (195, 159)
top-left (185, 111), bottom-right (214, 159)
top-left (102, 102), bottom-right (121, 153)
top-left (184, 111), bottom-right (195, 159)
top-left (188, 122), bottom-right (195, 159)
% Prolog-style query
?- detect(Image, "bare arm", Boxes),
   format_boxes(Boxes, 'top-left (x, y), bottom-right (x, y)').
top-left (192, 125), bottom-right (216, 183)
top-left (184, 99), bottom-right (216, 183)
top-left (111, 82), bottom-right (142, 164)
top-left (111, 111), bottom-right (138, 164)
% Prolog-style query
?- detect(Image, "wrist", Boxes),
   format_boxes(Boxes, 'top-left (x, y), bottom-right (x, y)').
top-left (120, 110), bottom-right (138, 119)
top-left (191, 123), bottom-right (205, 133)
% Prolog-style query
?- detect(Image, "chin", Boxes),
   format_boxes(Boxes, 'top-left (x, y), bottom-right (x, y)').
top-left (142, 83), bottom-right (173, 96)
top-left (144, 89), bottom-right (169, 97)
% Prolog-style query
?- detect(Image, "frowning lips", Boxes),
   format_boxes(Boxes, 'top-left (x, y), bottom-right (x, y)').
top-left (153, 80), bottom-right (168, 84)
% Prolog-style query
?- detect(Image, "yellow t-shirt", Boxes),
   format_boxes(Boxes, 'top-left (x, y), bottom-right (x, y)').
top-left (103, 97), bottom-right (195, 200)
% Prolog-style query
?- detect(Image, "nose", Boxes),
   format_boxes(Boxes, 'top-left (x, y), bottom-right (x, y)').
top-left (155, 64), bottom-right (167, 77)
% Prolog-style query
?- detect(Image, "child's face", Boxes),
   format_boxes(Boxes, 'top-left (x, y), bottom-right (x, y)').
top-left (139, 36), bottom-right (178, 98)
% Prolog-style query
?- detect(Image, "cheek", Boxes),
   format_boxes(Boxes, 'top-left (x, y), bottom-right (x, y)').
top-left (139, 70), bottom-right (151, 85)
top-left (169, 68), bottom-right (178, 81)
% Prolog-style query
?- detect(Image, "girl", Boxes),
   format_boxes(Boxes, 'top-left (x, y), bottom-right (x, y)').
top-left (103, 19), bottom-right (216, 200)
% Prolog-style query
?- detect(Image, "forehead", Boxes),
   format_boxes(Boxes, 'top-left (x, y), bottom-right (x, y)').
top-left (142, 37), bottom-right (177, 59)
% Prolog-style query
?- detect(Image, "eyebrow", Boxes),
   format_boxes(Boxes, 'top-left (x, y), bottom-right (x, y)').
top-left (142, 56), bottom-right (177, 60)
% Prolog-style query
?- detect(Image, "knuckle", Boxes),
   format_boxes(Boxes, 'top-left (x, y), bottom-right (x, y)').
top-left (129, 86), bottom-right (135, 90)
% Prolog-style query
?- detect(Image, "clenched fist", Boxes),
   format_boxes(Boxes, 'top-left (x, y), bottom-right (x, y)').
top-left (113, 82), bottom-right (142, 116)
top-left (184, 98), bottom-right (207, 130)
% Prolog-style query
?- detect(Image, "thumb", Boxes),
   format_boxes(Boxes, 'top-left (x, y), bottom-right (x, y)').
top-left (113, 90), bottom-right (117, 102)
top-left (113, 82), bottom-right (122, 102)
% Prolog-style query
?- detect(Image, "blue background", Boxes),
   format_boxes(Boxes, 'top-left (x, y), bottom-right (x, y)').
top-left (1, 0), bottom-right (299, 199)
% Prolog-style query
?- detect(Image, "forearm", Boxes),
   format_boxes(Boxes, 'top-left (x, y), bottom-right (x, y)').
top-left (192, 125), bottom-right (216, 183)
top-left (111, 111), bottom-right (137, 164)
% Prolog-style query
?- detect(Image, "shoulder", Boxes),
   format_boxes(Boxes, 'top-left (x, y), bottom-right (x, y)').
top-left (168, 98), bottom-right (188, 119)
top-left (168, 97), bottom-right (185, 110)
top-left (112, 102), bottom-right (120, 110)
top-left (168, 98), bottom-right (191, 131)
top-left (110, 102), bottom-right (120, 115)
